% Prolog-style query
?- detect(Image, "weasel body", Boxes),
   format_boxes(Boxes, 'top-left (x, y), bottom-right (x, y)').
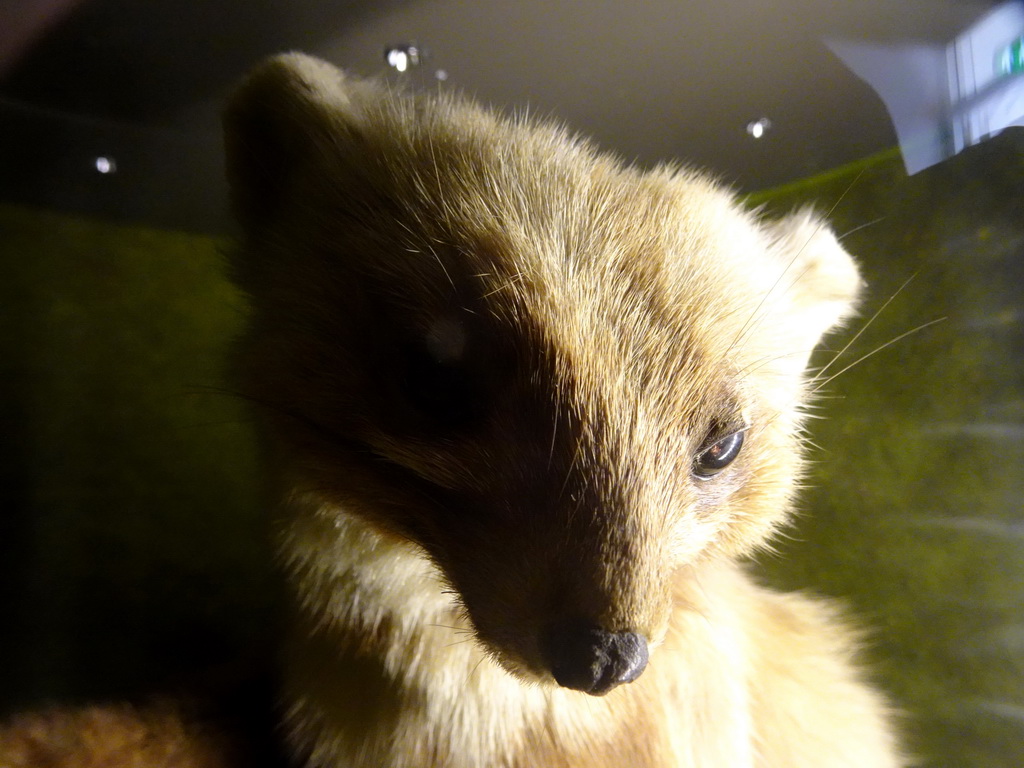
top-left (0, 52), bottom-right (901, 768)
top-left (222, 54), bottom-right (900, 767)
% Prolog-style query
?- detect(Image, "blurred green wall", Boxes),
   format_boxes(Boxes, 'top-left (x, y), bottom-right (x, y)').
top-left (0, 208), bottom-right (274, 703)
top-left (1, 130), bottom-right (1022, 767)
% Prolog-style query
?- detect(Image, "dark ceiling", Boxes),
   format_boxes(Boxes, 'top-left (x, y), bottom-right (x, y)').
top-left (0, 0), bottom-right (999, 232)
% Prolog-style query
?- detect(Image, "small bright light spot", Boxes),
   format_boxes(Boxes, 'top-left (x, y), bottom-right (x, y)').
top-left (388, 50), bottom-right (409, 72)
top-left (435, 69), bottom-right (448, 81)
top-left (746, 118), bottom-right (772, 139)
top-left (95, 156), bottom-right (116, 174)
top-left (385, 43), bottom-right (422, 73)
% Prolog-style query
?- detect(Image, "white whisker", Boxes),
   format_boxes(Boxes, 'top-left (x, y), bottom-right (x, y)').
top-left (813, 272), bottom-right (918, 384)
top-left (812, 317), bottom-right (947, 394)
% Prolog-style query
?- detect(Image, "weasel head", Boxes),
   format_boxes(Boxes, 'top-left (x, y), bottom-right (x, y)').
top-left (225, 54), bottom-right (861, 694)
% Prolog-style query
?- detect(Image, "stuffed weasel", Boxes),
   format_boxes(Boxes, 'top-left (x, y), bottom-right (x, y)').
top-left (0, 53), bottom-right (901, 768)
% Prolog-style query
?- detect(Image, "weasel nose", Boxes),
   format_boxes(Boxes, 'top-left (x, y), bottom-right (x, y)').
top-left (543, 623), bottom-right (649, 696)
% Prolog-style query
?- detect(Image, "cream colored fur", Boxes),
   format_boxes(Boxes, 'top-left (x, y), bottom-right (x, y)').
top-left (222, 53), bottom-right (903, 767)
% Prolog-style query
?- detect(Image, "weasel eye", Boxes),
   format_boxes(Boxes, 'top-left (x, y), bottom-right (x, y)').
top-left (692, 430), bottom-right (745, 479)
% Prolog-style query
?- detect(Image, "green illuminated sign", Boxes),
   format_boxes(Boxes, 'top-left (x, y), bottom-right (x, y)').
top-left (996, 36), bottom-right (1024, 76)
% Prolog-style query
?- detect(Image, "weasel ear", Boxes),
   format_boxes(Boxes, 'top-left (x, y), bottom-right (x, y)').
top-left (762, 208), bottom-right (863, 351)
top-left (223, 53), bottom-right (358, 228)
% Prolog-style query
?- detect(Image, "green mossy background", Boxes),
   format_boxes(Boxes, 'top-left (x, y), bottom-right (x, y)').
top-left (0, 211), bottom-right (275, 703)
top-left (749, 130), bottom-right (1024, 765)
top-left (1, 130), bottom-right (1022, 766)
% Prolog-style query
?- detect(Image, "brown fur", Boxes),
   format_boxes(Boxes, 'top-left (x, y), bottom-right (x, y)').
top-left (1, 53), bottom-right (902, 767)
top-left (0, 703), bottom-right (233, 768)
top-left (220, 54), bottom-right (902, 767)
